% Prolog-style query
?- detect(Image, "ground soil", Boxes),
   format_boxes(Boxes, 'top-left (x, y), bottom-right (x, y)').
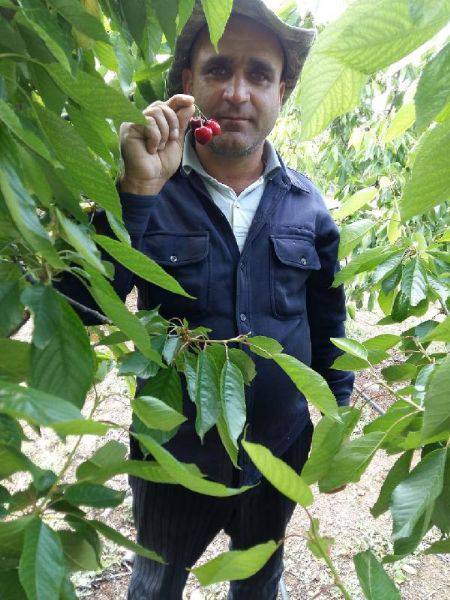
top-left (12, 303), bottom-right (450, 599)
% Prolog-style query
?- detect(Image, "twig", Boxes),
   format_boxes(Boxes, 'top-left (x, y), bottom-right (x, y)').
top-left (55, 290), bottom-right (111, 324)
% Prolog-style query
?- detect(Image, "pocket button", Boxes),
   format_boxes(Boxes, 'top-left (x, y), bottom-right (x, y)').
top-left (300, 257), bottom-right (307, 266)
top-left (170, 255), bottom-right (178, 263)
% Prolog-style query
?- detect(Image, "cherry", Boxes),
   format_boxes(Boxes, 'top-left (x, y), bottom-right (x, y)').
top-left (189, 116), bottom-right (203, 131)
top-left (205, 119), bottom-right (221, 136)
top-left (194, 126), bottom-right (213, 145)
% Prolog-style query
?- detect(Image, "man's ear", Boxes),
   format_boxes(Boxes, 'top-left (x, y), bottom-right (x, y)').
top-left (182, 68), bottom-right (193, 95)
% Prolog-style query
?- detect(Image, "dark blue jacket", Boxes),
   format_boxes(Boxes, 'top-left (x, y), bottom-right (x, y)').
top-left (56, 153), bottom-right (354, 486)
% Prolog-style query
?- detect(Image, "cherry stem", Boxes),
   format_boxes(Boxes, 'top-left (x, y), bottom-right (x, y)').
top-left (193, 103), bottom-right (208, 121)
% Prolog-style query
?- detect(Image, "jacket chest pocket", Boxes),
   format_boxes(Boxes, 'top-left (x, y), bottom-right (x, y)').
top-left (269, 234), bottom-right (321, 319)
top-left (141, 231), bottom-right (210, 318)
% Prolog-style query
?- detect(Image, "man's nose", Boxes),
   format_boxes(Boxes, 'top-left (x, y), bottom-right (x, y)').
top-left (223, 74), bottom-right (250, 104)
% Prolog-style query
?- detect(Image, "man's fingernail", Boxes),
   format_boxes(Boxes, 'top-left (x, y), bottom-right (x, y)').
top-left (172, 128), bottom-right (179, 138)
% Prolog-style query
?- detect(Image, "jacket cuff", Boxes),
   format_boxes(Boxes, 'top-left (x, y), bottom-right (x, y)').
top-left (118, 188), bottom-right (158, 236)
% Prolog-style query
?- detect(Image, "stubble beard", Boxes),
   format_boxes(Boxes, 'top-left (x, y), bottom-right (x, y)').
top-left (208, 129), bottom-right (268, 158)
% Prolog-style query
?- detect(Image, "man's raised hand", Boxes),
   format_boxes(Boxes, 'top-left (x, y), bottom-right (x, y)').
top-left (119, 94), bottom-right (195, 196)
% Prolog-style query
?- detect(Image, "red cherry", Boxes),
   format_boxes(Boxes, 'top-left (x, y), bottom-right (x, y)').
top-left (190, 116), bottom-right (203, 131)
top-left (205, 119), bottom-right (221, 136)
top-left (194, 126), bottom-right (213, 145)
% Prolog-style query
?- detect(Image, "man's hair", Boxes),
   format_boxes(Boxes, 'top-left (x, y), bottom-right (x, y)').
top-left (187, 20), bottom-right (287, 83)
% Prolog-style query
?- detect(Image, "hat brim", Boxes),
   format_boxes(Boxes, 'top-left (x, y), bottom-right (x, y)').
top-left (166, 0), bottom-right (316, 103)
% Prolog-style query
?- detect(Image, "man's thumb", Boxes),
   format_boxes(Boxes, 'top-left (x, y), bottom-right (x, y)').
top-left (177, 104), bottom-right (196, 137)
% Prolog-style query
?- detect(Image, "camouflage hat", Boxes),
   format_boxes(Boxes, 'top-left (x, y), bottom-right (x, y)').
top-left (166, 0), bottom-right (316, 103)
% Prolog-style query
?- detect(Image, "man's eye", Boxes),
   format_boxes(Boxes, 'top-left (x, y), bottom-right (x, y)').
top-left (252, 72), bottom-right (268, 82)
top-left (209, 67), bottom-right (228, 76)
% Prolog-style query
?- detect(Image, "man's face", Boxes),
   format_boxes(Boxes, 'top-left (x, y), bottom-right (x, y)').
top-left (182, 16), bottom-right (286, 158)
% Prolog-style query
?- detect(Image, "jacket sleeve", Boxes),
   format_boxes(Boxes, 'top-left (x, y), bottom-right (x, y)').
top-left (53, 190), bottom-right (157, 326)
top-left (306, 209), bottom-right (355, 406)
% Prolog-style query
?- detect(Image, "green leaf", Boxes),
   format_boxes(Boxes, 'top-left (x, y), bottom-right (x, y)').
top-left (0, 99), bottom-right (54, 162)
top-left (0, 414), bottom-right (25, 449)
top-left (57, 209), bottom-right (106, 274)
top-left (132, 395), bottom-right (186, 431)
top-left (0, 570), bottom-right (26, 600)
top-left (330, 337), bottom-right (368, 361)
top-left (21, 284), bottom-right (59, 350)
top-left (0, 339), bottom-right (30, 382)
top-left (219, 360), bottom-right (246, 449)
top-left (247, 336), bottom-right (283, 358)
top-left (18, 0), bottom-right (73, 71)
top-left (0, 381), bottom-right (82, 426)
top-left (424, 538), bottom-right (450, 554)
top-left (47, 0), bottom-right (108, 42)
top-left (138, 365), bottom-right (183, 413)
top-left (194, 350), bottom-right (221, 441)
top-left (422, 356), bottom-right (450, 440)
top-left (301, 407), bottom-right (361, 485)
top-left (333, 247), bottom-right (402, 287)
top-left (44, 63), bottom-right (146, 124)
top-left (323, 0), bottom-right (449, 74)
top-left (19, 518), bottom-right (65, 600)
top-left (59, 530), bottom-right (101, 572)
top-left (242, 439), bottom-right (313, 507)
top-left (34, 105), bottom-right (123, 221)
top-left (190, 540), bottom-right (278, 585)
top-left (382, 363), bottom-right (416, 383)
top-left (64, 482), bottom-right (125, 508)
top-left (178, 0), bottom-right (195, 32)
top-left (371, 451), bottom-right (413, 517)
top-left (94, 234), bottom-right (193, 297)
top-left (415, 42), bottom-right (450, 131)
top-left (217, 413), bottom-right (239, 468)
top-left (87, 518), bottom-right (165, 563)
top-left (66, 103), bottom-right (114, 166)
top-left (200, 0), bottom-right (233, 51)
top-left (118, 349), bottom-right (159, 378)
top-left (319, 432), bottom-right (386, 492)
top-left (0, 263), bottom-right (25, 337)
top-left (76, 441), bottom-right (127, 480)
top-left (364, 334), bottom-right (401, 352)
top-left (422, 315), bottom-right (450, 342)
top-left (84, 267), bottom-right (162, 365)
top-left (400, 259), bottom-right (428, 306)
top-left (354, 550), bottom-right (400, 600)
top-left (338, 219), bottom-right (374, 258)
top-left (0, 153), bottom-right (63, 269)
top-left (305, 518), bottom-right (334, 560)
top-left (51, 419), bottom-right (109, 437)
top-left (0, 516), bottom-right (33, 561)
top-left (152, 0), bottom-right (177, 48)
top-left (297, 52), bottom-right (367, 141)
top-left (272, 353), bottom-right (341, 421)
top-left (391, 448), bottom-right (446, 541)
top-left (28, 288), bottom-right (96, 409)
top-left (431, 448), bottom-right (450, 534)
top-left (400, 117), bottom-right (450, 220)
top-left (333, 187), bottom-right (378, 221)
top-left (135, 432), bottom-right (254, 497)
top-left (384, 103), bottom-right (416, 142)
top-left (75, 459), bottom-right (175, 485)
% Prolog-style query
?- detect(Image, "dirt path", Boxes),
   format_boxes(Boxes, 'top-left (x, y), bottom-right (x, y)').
top-left (12, 308), bottom-right (449, 599)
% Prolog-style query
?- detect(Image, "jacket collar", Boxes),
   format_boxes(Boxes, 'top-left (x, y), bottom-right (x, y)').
top-left (177, 136), bottom-right (310, 194)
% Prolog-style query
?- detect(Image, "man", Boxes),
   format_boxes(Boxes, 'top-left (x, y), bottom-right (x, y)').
top-left (58, 1), bottom-right (354, 598)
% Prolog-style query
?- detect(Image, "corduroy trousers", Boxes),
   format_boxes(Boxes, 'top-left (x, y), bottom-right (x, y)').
top-left (127, 422), bottom-right (313, 600)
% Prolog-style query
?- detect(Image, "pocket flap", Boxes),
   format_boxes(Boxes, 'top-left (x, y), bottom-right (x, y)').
top-left (143, 232), bottom-right (209, 266)
top-left (270, 235), bottom-right (321, 270)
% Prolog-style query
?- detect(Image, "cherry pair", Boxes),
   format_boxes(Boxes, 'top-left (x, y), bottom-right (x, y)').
top-left (190, 116), bottom-right (222, 145)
